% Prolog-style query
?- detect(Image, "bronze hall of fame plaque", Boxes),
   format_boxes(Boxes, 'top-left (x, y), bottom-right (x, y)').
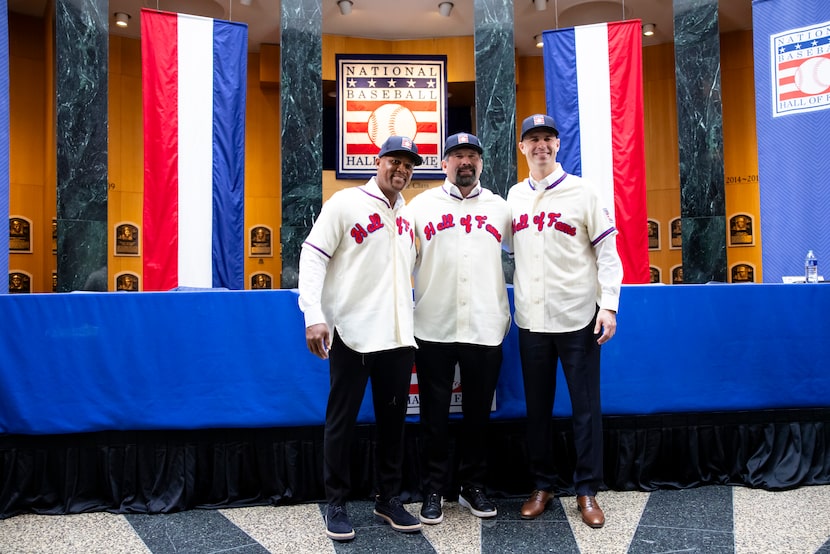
top-left (250, 226), bottom-right (272, 257)
top-left (9, 272), bottom-right (31, 293)
top-left (647, 219), bottom-right (660, 250)
top-left (729, 214), bottom-right (754, 246)
top-left (671, 265), bottom-right (684, 285)
top-left (670, 217), bottom-right (682, 249)
top-left (116, 273), bottom-right (139, 292)
top-left (731, 263), bottom-right (755, 283)
top-left (9, 217), bottom-right (32, 253)
top-left (52, 218), bottom-right (57, 254)
top-left (115, 223), bottom-right (140, 256)
top-left (251, 273), bottom-right (272, 289)
top-left (649, 266), bottom-right (661, 284)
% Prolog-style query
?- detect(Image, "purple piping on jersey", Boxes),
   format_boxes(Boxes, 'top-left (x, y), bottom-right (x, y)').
top-left (591, 227), bottom-right (616, 246)
top-left (303, 241), bottom-right (332, 259)
top-left (442, 183), bottom-right (482, 201)
top-left (526, 172), bottom-right (568, 191)
top-left (358, 186), bottom-right (392, 208)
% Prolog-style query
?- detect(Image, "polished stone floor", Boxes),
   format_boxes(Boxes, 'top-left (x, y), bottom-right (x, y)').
top-left (2, 485), bottom-right (829, 553)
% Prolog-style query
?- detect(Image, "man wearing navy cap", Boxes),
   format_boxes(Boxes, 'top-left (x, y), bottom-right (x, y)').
top-left (298, 135), bottom-right (423, 541)
top-left (403, 132), bottom-right (512, 524)
top-left (508, 114), bottom-right (622, 528)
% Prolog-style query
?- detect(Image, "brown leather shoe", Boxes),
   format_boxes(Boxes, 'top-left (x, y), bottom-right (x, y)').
top-left (520, 490), bottom-right (551, 519)
top-left (577, 495), bottom-right (605, 528)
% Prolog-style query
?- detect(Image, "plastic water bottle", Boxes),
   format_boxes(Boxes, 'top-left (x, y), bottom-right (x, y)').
top-left (805, 250), bottom-right (818, 283)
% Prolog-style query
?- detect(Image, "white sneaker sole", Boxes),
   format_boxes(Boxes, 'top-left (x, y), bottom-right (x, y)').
top-left (373, 509), bottom-right (423, 532)
top-left (458, 495), bottom-right (498, 518)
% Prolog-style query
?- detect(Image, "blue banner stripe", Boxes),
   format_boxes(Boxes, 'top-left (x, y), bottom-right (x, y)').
top-left (211, 19), bottom-right (247, 290)
top-left (1, 1), bottom-right (9, 286)
top-left (753, 0), bottom-right (830, 282)
top-left (542, 28), bottom-right (582, 176)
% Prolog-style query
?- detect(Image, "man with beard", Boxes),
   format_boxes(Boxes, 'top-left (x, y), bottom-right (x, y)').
top-left (508, 114), bottom-right (622, 528)
top-left (404, 132), bottom-right (512, 525)
top-left (298, 135), bottom-right (423, 541)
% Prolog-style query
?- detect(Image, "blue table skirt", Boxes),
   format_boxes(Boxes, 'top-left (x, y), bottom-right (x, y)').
top-left (1, 284), bottom-right (828, 435)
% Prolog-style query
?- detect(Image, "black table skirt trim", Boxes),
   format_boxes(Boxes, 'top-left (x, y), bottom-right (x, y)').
top-left (1, 408), bottom-right (828, 519)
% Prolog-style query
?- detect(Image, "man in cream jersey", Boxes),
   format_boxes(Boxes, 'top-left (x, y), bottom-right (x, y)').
top-left (298, 135), bottom-right (423, 541)
top-left (508, 114), bottom-right (623, 529)
top-left (404, 132), bottom-right (512, 525)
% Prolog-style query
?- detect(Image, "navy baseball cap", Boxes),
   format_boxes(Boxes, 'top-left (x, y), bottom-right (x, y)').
top-left (443, 132), bottom-right (483, 157)
top-left (520, 114), bottom-right (559, 139)
top-left (377, 135), bottom-right (423, 166)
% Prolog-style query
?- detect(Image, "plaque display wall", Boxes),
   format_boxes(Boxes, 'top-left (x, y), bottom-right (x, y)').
top-left (647, 219), bottom-right (660, 250)
top-left (250, 226), bottom-right (272, 257)
top-left (251, 272), bottom-right (272, 289)
top-left (671, 265), bottom-right (684, 285)
top-left (114, 223), bottom-right (140, 256)
top-left (649, 266), bottom-right (661, 284)
top-left (9, 271), bottom-right (31, 293)
top-left (731, 263), bottom-right (755, 283)
top-left (116, 273), bottom-right (140, 292)
top-left (729, 213), bottom-right (754, 247)
top-left (9, 217), bottom-right (32, 253)
top-left (670, 217), bottom-right (682, 249)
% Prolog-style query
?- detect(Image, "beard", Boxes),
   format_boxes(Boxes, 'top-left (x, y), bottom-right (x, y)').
top-left (454, 168), bottom-right (477, 188)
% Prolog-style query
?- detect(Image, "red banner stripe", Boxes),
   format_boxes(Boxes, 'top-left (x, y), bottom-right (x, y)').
top-left (347, 143), bottom-right (439, 155)
top-left (778, 53), bottom-right (830, 71)
top-left (346, 100), bottom-right (437, 112)
top-left (346, 121), bottom-right (437, 133)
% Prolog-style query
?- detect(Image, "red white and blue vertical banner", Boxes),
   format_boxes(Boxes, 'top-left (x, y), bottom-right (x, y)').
top-left (336, 54), bottom-right (447, 180)
top-left (141, 9), bottom-right (247, 291)
top-left (542, 20), bottom-right (649, 284)
top-left (753, 0), bottom-right (830, 282)
top-left (1, 0), bottom-right (9, 285)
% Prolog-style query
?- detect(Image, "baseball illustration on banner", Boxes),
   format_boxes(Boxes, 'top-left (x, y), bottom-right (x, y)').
top-left (367, 103), bottom-right (418, 147)
top-left (794, 56), bottom-right (830, 95)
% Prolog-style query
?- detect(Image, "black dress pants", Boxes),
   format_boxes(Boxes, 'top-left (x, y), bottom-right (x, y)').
top-left (415, 339), bottom-right (502, 496)
top-left (518, 315), bottom-right (603, 497)
top-left (324, 330), bottom-right (415, 506)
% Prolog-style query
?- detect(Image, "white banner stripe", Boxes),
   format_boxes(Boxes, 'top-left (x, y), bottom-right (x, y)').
top-left (177, 14), bottom-right (215, 287)
top-left (575, 24), bottom-right (616, 213)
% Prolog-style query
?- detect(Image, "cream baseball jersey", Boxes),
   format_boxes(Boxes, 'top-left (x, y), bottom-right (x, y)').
top-left (298, 177), bottom-right (417, 353)
top-left (404, 181), bottom-right (512, 346)
top-left (507, 166), bottom-right (622, 333)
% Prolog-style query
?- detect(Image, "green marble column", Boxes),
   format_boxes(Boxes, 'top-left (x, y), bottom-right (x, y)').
top-left (473, 0), bottom-right (517, 200)
top-left (280, 0), bottom-right (323, 289)
top-left (673, 0), bottom-right (727, 283)
top-left (473, 0), bottom-right (517, 282)
top-left (55, 0), bottom-right (108, 292)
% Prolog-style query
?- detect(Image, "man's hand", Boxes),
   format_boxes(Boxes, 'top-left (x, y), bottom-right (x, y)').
top-left (594, 309), bottom-right (617, 345)
top-left (306, 323), bottom-right (331, 359)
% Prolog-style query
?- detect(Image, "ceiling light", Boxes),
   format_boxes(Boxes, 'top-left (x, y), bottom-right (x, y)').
top-left (240, 0), bottom-right (252, 5)
top-left (114, 12), bottom-right (130, 28)
top-left (535, 35), bottom-right (543, 48)
top-left (534, 0), bottom-right (547, 11)
top-left (643, 23), bottom-right (656, 37)
top-left (438, 2), bottom-right (453, 17)
top-left (338, 0), bottom-right (353, 15)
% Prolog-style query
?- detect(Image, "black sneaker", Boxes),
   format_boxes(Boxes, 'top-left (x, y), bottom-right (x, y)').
top-left (373, 496), bottom-right (423, 532)
top-left (419, 492), bottom-right (444, 524)
top-left (458, 486), bottom-right (497, 518)
top-left (324, 504), bottom-right (355, 541)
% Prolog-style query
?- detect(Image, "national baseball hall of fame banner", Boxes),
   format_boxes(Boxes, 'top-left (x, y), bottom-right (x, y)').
top-left (336, 54), bottom-right (447, 180)
top-left (753, 0), bottom-right (830, 282)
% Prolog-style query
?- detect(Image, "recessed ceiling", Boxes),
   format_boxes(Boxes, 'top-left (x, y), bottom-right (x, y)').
top-left (7, 0), bottom-right (753, 58)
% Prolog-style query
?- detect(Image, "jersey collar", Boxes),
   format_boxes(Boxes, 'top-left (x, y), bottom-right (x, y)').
top-left (441, 179), bottom-right (482, 200)
top-left (528, 163), bottom-right (566, 191)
